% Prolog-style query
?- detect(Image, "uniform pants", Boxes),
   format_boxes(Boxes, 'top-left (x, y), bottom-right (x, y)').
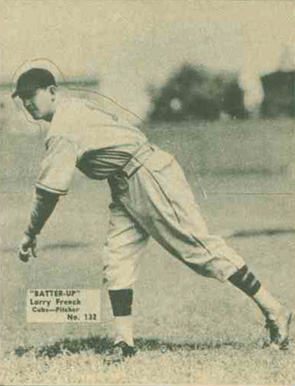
top-left (103, 145), bottom-right (245, 289)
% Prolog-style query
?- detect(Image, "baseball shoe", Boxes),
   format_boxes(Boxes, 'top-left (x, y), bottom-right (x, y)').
top-left (103, 341), bottom-right (136, 365)
top-left (264, 311), bottom-right (292, 350)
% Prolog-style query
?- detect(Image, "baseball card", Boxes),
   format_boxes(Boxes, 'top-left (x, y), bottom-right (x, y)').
top-left (1, 1), bottom-right (294, 385)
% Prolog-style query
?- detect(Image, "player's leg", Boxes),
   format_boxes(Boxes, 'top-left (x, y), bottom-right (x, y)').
top-left (228, 268), bottom-right (292, 349)
top-left (102, 200), bottom-right (149, 361)
top-left (121, 149), bottom-right (246, 281)
top-left (121, 148), bottom-right (292, 349)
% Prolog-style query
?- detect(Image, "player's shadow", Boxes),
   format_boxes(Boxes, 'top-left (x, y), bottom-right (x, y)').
top-left (14, 335), bottom-right (250, 359)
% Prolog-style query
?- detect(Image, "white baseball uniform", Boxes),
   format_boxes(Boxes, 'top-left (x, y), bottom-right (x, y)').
top-left (37, 97), bottom-right (245, 289)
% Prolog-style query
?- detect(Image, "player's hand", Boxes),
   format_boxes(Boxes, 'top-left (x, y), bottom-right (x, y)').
top-left (18, 233), bottom-right (37, 262)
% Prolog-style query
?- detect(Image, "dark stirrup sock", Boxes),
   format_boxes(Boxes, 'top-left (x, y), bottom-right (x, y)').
top-left (109, 289), bottom-right (133, 316)
top-left (228, 265), bottom-right (261, 297)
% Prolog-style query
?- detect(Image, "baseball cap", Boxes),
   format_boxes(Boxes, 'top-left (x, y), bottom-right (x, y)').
top-left (12, 68), bottom-right (56, 98)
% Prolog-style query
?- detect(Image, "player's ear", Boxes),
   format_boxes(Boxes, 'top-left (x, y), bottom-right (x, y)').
top-left (48, 85), bottom-right (57, 96)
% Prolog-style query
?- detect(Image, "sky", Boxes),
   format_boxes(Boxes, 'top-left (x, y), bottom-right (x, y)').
top-left (1, 0), bottom-right (294, 116)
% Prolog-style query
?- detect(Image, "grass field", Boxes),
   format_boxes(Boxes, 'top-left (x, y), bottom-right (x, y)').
top-left (0, 95), bottom-right (295, 384)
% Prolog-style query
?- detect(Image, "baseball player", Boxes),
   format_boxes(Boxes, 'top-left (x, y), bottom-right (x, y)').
top-left (14, 68), bottom-right (292, 362)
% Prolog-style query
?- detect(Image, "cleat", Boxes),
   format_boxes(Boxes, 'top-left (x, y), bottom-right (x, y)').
top-left (103, 341), bottom-right (136, 365)
top-left (265, 311), bottom-right (292, 350)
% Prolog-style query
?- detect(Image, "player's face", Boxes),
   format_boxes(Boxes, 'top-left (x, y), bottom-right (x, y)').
top-left (21, 87), bottom-right (56, 121)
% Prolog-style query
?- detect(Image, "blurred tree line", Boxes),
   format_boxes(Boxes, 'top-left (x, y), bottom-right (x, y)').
top-left (260, 71), bottom-right (294, 118)
top-left (147, 63), bottom-right (294, 122)
top-left (147, 64), bottom-right (248, 122)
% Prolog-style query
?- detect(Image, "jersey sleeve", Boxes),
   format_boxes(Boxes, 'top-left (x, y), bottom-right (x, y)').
top-left (36, 136), bottom-right (78, 195)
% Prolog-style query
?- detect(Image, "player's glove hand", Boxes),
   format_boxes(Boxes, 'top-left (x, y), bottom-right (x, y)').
top-left (18, 233), bottom-right (37, 263)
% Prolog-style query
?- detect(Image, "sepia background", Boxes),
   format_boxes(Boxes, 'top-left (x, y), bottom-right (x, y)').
top-left (0, 0), bottom-right (295, 384)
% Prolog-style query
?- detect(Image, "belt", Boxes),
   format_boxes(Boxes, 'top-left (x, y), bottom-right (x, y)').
top-left (122, 141), bottom-right (154, 178)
